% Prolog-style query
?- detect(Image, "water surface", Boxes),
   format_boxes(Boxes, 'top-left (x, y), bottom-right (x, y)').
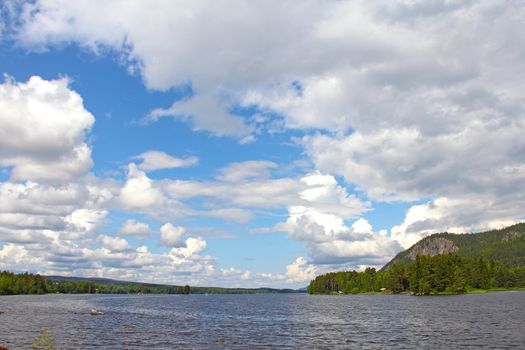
top-left (0, 292), bottom-right (524, 349)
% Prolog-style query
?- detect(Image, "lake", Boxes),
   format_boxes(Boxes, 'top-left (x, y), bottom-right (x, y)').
top-left (0, 292), bottom-right (524, 349)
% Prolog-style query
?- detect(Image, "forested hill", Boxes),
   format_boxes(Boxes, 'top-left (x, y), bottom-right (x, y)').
top-left (307, 223), bottom-right (525, 295)
top-left (381, 223), bottom-right (525, 271)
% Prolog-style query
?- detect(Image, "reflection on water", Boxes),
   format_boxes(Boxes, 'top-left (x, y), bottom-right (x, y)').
top-left (0, 292), bottom-right (524, 349)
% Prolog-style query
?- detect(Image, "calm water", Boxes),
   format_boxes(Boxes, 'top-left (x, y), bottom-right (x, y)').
top-left (0, 292), bottom-right (524, 349)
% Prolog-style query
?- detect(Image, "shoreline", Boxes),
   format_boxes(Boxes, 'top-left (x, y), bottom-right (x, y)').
top-left (309, 287), bottom-right (525, 296)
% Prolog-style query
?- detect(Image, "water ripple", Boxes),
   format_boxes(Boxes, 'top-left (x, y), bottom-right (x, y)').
top-left (0, 292), bottom-right (524, 349)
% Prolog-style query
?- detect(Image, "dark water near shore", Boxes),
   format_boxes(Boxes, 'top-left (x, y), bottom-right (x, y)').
top-left (0, 292), bottom-right (524, 349)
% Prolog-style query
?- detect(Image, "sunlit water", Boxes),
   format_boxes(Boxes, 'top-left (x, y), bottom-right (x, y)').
top-left (0, 292), bottom-right (524, 349)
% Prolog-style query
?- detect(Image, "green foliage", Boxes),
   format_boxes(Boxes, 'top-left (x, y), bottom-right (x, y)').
top-left (32, 330), bottom-right (54, 350)
top-left (0, 271), bottom-right (48, 295)
top-left (308, 254), bottom-right (525, 295)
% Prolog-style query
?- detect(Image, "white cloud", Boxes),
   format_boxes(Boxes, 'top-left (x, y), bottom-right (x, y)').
top-left (276, 210), bottom-right (401, 266)
top-left (304, 121), bottom-right (525, 245)
top-left (119, 164), bottom-right (166, 210)
top-left (351, 218), bottom-right (373, 234)
top-left (0, 233), bottom-right (220, 284)
top-left (311, 236), bottom-right (402, 266)
top-left (283, 257), bottom-right (317, 283)
top-left (165, 171), bottom-right (369, 218)
top-left (160, 223), bottom-right (185, 247)
top-left (15, 1), bottom-right (524, 136)
top-left (298, 172), bottom-right (368, 219)
top-left (0, 244), bottom-right (42, 269)
top-left (251, 257), bottom-right (318, 286)
top-left (0, 76), bottom-right (95, 182)
top-left (146, 92), bottom-right (253, 137)
top-left (304, 122), bottom-right (525, 202)
top-left (118, 219), bottom-right (150, 235)
top-left (0, 181), bottom-right (80, 217)
top-left (65, 209), bottom-right (107, 233)
top-left (100, 235), bottom-right (133, 252)
top-left (169, 237), bottom-right (207, 259)
top-left (242, 76), bottom-right (356, 132)
top-left (134, 150), bottom-right (198, 172)
top-left (391, 197), bottom-right (522, 248)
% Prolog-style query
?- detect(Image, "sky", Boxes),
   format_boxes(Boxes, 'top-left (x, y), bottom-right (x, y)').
top-left (0, 0), bottom-right (524, 288)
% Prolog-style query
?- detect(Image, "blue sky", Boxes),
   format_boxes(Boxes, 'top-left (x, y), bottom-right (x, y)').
top-left (0, 1), bottom-right (524, 288)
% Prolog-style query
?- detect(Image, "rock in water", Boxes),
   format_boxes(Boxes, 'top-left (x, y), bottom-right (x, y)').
top-left (90, 308), bottom-right (104, 316)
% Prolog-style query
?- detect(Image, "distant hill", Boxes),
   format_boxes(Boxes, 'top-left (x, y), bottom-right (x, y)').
top-left (43, 275), bottom-right (303, 294)
top-left (45, 275), bottom-right (150, 285)
top-left (44, 275), bottom-right (184, 289)
top-left (381, 223), bottom-right (525, 271)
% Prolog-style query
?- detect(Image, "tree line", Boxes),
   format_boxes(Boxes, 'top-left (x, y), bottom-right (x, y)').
top-left (0, 272), bottom-right (298, 295)
top-left (0, 271), bottom-right (192, 295)
top-left (307, 254), bottom-right (525, 295)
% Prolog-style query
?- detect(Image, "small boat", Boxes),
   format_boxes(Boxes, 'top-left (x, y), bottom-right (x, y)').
top-left (90, 308), bottom-right (104, 316)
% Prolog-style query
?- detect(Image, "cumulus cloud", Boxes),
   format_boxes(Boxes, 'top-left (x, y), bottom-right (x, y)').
top-left (0, 244), bottom-right (42, 269)
top-left (146, 92), bottom-right (253, 137)
top-left (133, 150), bottom-right (198, 172)
top-left (276, 210), bottom-right (402, 266)
top-left (304, 123), bottom-right (525, 202)
top-left (117, 163), bottom-right (256, 223)
top-left (0, 181), bottom-right (81, 217)
top-left (0, 234), bottom-right (219, 284)
top-left (118, 219), bottom-right (150, 235)
top-left (119, 164), bottom-right (166, 210)
top-left (65, 209), bottom-right (107, 234)
top-left (0, 174), bottom-right (115, 248)
top-left (169, 237), bottom-right (207, 259)
top-left (283, 257), bottom-right (318, 283)
top-left (0, 76), bottom-right (94, 182)
top-left (391, 197), bottom-right (522, 248)
top-left (160, 223), bottom-right (186, 247)
top-left (100, 235), bottom-right (133, 252)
